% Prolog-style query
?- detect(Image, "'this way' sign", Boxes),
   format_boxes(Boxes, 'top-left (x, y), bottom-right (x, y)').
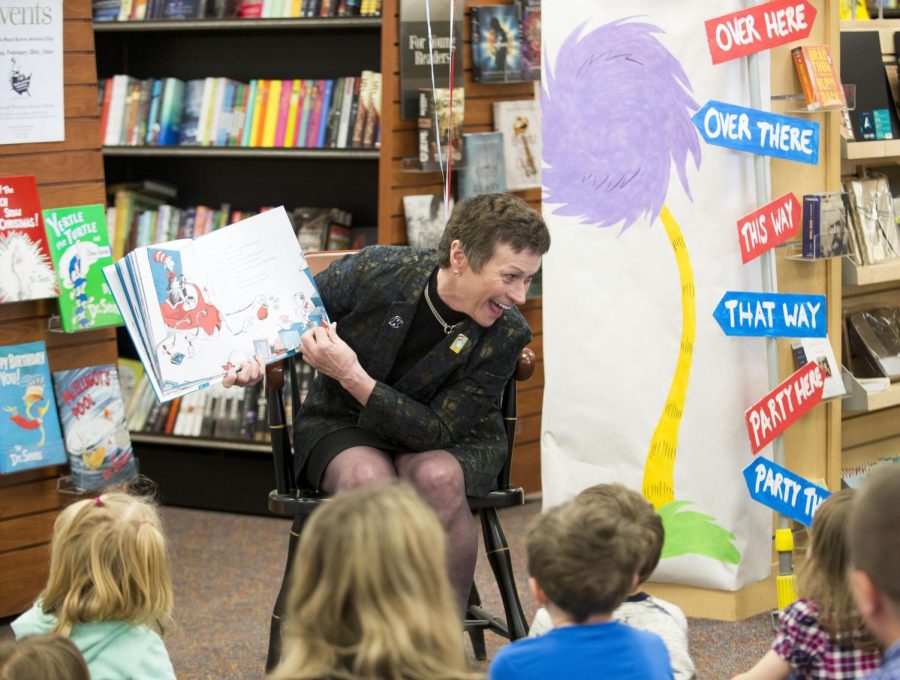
top-left (737, 193), bottom-right (801, 264)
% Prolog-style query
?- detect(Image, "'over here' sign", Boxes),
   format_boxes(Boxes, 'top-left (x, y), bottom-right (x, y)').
top-left (705, 0), bottom-right (816, 64)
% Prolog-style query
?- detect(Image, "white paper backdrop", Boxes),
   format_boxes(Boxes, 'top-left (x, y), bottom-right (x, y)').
top-left (541, 1), bottom-right (775, 590)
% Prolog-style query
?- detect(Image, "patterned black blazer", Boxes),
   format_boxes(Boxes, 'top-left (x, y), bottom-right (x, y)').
top-left (294, 246), bottom-right (531, 497)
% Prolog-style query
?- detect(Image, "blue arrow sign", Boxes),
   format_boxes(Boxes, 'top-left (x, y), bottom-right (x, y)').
top-left (713, 291), bottom-right (826, 338)
top-left (692, 100), bottom-right (820, 166)
top-left (743, 457), bottom-right (831, 527)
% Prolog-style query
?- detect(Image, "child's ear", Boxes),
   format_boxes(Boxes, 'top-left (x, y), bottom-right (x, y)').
top-left (629, 572), bottom-right (640, 593)
top-left (528, 577), bottom-right (549, 605)
top-left (849, 568), bottom-right (880, 620)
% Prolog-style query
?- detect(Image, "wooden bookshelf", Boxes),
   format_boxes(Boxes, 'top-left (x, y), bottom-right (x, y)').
top-left (840, 19), bottom-right (900, 496)
top-left (92, 17), bottom-right (381, 31)
top-left (0, 0), bottom-right (114, 619)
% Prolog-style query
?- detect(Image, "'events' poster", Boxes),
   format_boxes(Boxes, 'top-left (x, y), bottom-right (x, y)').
top-left (0, 0), bottom-right (64, 145)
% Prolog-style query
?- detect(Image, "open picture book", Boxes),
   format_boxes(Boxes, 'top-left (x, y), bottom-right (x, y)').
top-left (103, 207), bottom-right (329, 402)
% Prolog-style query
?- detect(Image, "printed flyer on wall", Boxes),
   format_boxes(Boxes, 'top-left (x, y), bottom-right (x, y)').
top-left (0, 0), bottom-right (64, 145)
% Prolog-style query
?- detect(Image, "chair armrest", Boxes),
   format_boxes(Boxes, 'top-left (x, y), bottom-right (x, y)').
top-left (515, 348), bottom-right (536, 382)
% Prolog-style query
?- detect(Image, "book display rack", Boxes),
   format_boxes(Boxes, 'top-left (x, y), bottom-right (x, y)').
top-left (837, 20), bottom-right (900, 492)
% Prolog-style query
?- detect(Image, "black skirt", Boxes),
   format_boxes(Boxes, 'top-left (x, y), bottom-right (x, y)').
top-left (303, 427), bottom-right (411, 489)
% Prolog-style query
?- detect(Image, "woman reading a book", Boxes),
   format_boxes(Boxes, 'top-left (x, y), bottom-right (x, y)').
top-left (226, 193), bottom-right (549, 611)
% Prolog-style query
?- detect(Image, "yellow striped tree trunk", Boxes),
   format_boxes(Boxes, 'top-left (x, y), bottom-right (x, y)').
top-left (642, 205), bottom-right (695, 510)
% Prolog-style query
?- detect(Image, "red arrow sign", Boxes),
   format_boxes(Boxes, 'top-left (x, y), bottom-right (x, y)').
top-left (745, 361), bottom-right (824, 455)
top-left (737, 192), bottom-right (801, 264)
top-left (705, 0), bottom-right (816, 65)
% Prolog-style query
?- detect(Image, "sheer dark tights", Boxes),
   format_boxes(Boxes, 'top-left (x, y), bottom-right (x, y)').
top-left (320, 446), bottom-right (477, 614)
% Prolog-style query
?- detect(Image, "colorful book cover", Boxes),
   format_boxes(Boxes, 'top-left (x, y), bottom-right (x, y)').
top-left (0, 341), bottom-right (67, 475)
top-left (104, 207), bottom-right (331, 401)
top-left (792, 45), bottom-right (845, 110)
top-left (471, 5), bottom-right (524, 83)
top-left (493, 99), bottom-right (541, 191)
top-left (516, 0), bottom-right (541, 81)
top-left (43, 204), bottom-right (123, 332)
top-left (460, 132), bottom-right (506, 199)
top-left (52, 364), bottom-right (137, 492)
top-left (0, 175), bottom-right (57, 304)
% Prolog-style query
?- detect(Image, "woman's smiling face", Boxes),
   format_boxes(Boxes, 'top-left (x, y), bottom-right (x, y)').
top-left (454, 242), bottom-right (541, 327)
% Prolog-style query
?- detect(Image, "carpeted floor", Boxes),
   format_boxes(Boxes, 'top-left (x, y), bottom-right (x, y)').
top-left (1, 499), bottom-right (776, 679)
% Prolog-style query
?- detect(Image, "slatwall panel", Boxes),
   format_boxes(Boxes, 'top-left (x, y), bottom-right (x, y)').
top-left (0, 0), bottom-right (113, 618)
top-left (378, 0), bottom-right (543, 492)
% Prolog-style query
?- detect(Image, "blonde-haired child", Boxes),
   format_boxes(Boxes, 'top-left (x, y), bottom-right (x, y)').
top-left (268, 482), bottom-right (479, 680)
top-left (12, 491), bottom-right (175, 679)
top-left (0, 634), bottom-right (89, 680)
top-left (733, 489), bottom-right (881, 680)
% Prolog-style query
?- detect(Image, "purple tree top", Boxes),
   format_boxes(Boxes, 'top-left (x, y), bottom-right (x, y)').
top-left (543, 18), bottom-right (702, 231)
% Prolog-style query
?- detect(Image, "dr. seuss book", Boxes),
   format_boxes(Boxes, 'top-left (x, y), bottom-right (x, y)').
top-left (493, 99), bottom-right (541, 191)
top-left (43, 204), bottom-right (123, 332)
top-left (0, 176), bottom-right (57, 304)
top-left (792, 45), bottom-right (846, 110)
top-left (52, 364), bottom-right (138, 492)
top-left (0, 341), bottom-right (66, 475)
top-left (103, 207), bottom-right (329, 401)
top-left (459, 132), bottom-right (506, 199)
top-left (471, 5), bottom-right (524, 83)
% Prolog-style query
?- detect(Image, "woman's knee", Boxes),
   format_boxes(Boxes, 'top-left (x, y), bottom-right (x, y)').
top-left (405, 455), bottom-right (466, 506)
top-left (324, 448), bottom-right (395, 492)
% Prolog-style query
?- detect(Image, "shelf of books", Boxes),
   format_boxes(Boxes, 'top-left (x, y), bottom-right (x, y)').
top-left (93, 17), bottom-right (382, 31)
top-left (102, 146), bottom-right (380, 160)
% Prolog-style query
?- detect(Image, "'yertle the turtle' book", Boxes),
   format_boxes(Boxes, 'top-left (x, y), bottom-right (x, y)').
top-left (43, 203), bottom-right (123, 332)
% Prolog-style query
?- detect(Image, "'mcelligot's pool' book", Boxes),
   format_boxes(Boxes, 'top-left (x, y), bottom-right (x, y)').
top-left (0, 341), bottom-right (66, 475)
top-left (52, 364), bottom-right (138, 492)
top-left (103, 207), bottom-right (329, 402)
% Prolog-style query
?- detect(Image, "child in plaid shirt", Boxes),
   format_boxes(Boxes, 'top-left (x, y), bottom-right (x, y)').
top-left (733, 489), bottom-right (882, 680)
top-left (849, 466), bottom-right (900, 680)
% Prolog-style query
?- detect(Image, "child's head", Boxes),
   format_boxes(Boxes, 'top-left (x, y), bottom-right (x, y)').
top-left (0, 634), bottom-right (89, 680)
top-left (42, 491), bottom-right (173, 636)
top-left (848, 465), bottom-right (900, 646)
top-left (270, 482), bottom-right (474, 680)
top-left (801, 488), bottom-right (875, 647)
top-left (575, 483), bottom-right (664, 585)
top-left (527, 492), bottom-right (646, 624)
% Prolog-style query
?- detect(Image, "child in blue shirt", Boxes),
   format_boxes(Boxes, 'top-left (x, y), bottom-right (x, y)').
top-left (849, 466), bottom-right (900, 680)
top-left (489, 487), bottom-right (673, 680)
